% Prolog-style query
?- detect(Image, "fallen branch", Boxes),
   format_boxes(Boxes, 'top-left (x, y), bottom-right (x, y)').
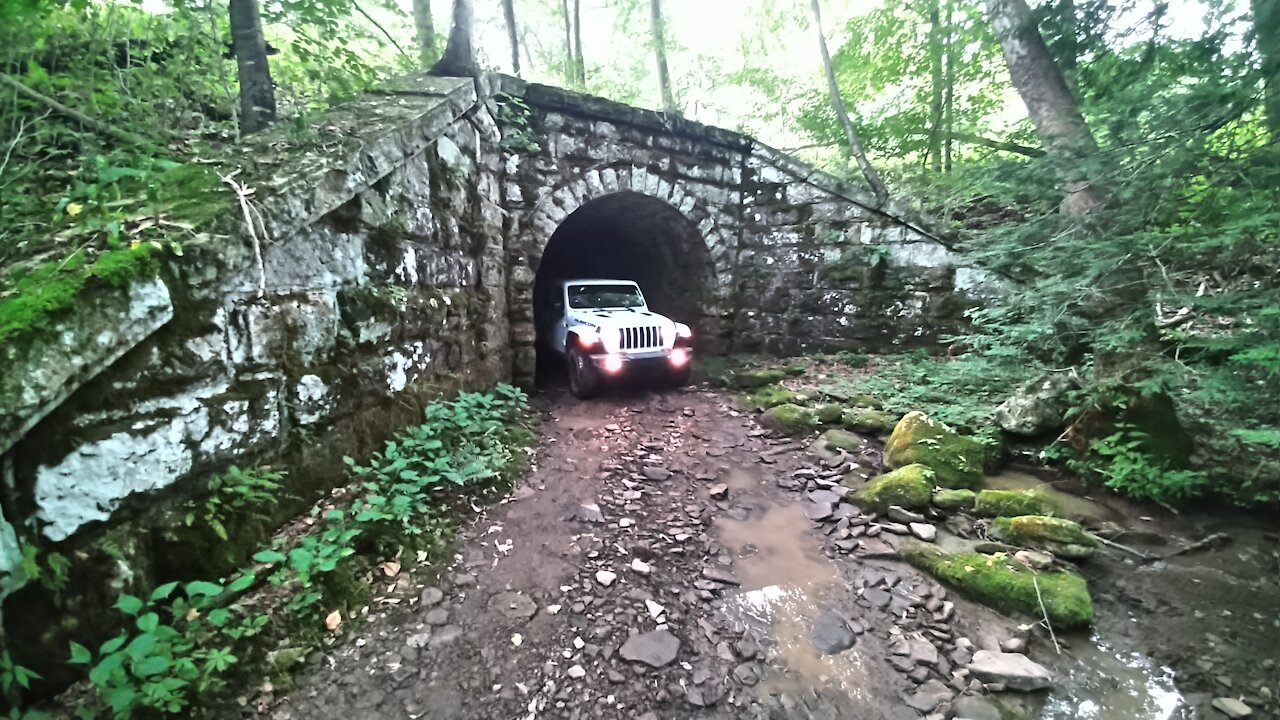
top-left (351, 0), bottom-right (411, 60)
top-left (220, 171), bottom-right (268, 299)
top-left (1162, 532), bottom-right (1231, 560)
top-left (1093, 534), bottom-right (1154, 561)
top-left (1031, 574), bottom-right (1061, 655)
top-left (0, 72), bottom-right (156, 149)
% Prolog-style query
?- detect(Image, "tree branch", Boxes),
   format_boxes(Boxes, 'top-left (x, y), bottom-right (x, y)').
top-left (0, 73), bottom-right (157, 149)
top-left (351, 0), bottom-right (410, 60)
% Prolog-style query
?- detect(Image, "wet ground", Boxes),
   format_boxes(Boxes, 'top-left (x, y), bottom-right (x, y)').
top-left (254, 387), bottom-right (1280, 720)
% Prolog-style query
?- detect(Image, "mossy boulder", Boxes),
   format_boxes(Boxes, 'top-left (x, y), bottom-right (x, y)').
top-left (841, 407), bottom-right (897, 434)
top-left (933, 488), bottom-right (977, 511)
top-left (853, 464), bottom-right (934, 512)
top-left (975, 489), bottom-right (1059, 518)
top-left (847, 393), bottom-right (884, 410)
top-left (735, 368), bottom-right (789, 389)
top-left (989, 515), bottom-right (1098, 560)
top-left (884, 411), bottom-right (986, 489)
top-left (900, 543), bottom-right (1094, 629)
top-left (742, 385), bottom-right (799, 410)
top-left (819, 428), bottom-right (863, 453)
top-left (816, 403), bottom-right (845, 424)
top-left (758, 403), bottom-right (817, 435)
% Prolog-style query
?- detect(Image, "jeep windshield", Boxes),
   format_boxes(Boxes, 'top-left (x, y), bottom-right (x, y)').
top-left (567, 284), bottom-right (645, 310)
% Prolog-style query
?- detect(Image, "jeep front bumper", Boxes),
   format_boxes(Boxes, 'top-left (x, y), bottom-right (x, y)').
top-left (588, 347), bottom-right (693, 374)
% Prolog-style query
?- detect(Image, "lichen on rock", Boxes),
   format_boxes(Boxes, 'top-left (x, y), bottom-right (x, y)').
top-left (975, 489), bottom-right (1059, 518)
top-left (932, 488), bottom-right (976, 511)
top-left (758, 403), bottom-right (816, 435)
top-left (853, 464), bottom-right (935, 512)
top-left (989, 515), bottom-right (1099, 560)
top-left (815, 403), bottom-right (845, 424)
top-left (818, 428), bottom-right (863, 453)
top-left (841, 407), bottom-right (897, 434)
top-left (884, 411), bottom-right (986, 489)
top-left (900, 543), bottom-right (1094, 629)
top-left (734, 368), bottom-right (789, 389)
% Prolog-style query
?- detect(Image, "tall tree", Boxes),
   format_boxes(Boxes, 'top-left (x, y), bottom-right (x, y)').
top-left (560, 0), bottom-right (577, 85)
top-left (431, 0), bottom-right (478, 77)
top-left (502, 0), bottom-right (521, 75)
top-left (573, 0), bottom-right (585, 85)
top-left (809, 0), bottom-right (888, 205)
top-left (984, 0), bottom-right (1104, 214)
top-left (228, 0), bottom-right (276, 135)
top-left (1254, 0), bottom-right (1280, 135)
top-left (925, 0), bottom-right (945, 172)
top-left (649, 0), bottom-right (676, 113)
top-left (413, 0), bottom-right (438, 67)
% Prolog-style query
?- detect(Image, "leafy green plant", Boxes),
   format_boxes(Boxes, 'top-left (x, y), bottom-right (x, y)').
top-left (67, 575), bottom-right (257, 718)
top-left (16, 544), bottom-right (71, 602)
top-left (1086, 427), bottom-right (1208, 506)
top-left (493, 94), bottom-right (541, 154)
top-left (183, 466), bottom-right (285, 541)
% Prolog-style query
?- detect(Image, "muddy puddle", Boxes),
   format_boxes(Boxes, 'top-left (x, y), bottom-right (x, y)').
top-left (712, 468), bottom-right (882, 706)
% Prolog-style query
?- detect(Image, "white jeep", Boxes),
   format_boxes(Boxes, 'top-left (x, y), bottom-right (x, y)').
top-left (538, 279), bottom-right (694, 398)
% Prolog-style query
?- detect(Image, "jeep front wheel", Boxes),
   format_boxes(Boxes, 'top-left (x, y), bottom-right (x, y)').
top-left (567, 348), bottom-right (601, 399)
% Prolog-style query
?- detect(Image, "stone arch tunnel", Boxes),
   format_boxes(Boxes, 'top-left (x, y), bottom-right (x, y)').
top-left (530, 191), bottom-right (715, 382)
top-left (0, 73), bottom-right (998, 670)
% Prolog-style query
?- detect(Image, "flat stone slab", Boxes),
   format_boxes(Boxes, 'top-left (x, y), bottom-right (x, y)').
top-left (967, 649), bottom-right (1053, 691)
top-left (620, 629), bottom-right (680, 668)
top-left (489, 591), bottom-right (537, 620)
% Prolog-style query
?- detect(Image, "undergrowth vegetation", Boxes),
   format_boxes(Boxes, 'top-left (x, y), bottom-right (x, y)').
top-left (6, 384), bottom-right (533, 719)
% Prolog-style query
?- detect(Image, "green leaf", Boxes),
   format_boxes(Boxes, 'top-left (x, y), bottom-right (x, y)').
top-left (69, 641), bottom-right (92, 665)
top-left (228, 572), bottom-right (256, 593)
top-left (184, 580), bottom-right (223, 598)
top-left (136, 612), bottom-right (160, 633)
top-left (253, 549), bottom-right (287, 564)
top-left (149, 581), bottom-right (180, 602)
top-left (99, 634), bottom-right (127, 656)
top-left (114, 594), bottom-right (144, 616)
top-left (125, 632), bottom-right (157, 660)
top-left (133, 655), bottom-right (171, 677)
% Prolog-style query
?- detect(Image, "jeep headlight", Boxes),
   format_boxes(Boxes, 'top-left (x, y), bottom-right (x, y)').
top-left (674, 322), bottom-right (693, 339)
top-left (601, 327), bottom-right (622, 352)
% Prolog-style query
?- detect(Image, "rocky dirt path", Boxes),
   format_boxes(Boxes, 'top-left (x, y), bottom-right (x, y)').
top-left (255, 388), bottom-right (1060, 720)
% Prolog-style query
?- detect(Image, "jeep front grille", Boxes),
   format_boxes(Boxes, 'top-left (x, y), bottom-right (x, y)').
top-left (620, 326), bottom-right (663, 350)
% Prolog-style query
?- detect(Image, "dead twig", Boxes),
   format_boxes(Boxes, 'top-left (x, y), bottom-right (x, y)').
top-left (1093, 534), bottom-right (1154, 561)
top-left (1031, 574), bottom-right (1061, 655)
top-left (220, 171), bottom-right (268, 299)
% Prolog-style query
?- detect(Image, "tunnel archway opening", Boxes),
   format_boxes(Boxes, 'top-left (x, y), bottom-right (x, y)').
top-left (532, 191), bottom-right (714, 387)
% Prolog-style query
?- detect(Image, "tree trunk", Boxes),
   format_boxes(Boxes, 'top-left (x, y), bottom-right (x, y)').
top-left (943, 0), bottom-right (956, 171)
top-left (431, 0), bottom-right (478, 77)
top-left (984, 0), bottom-right (1104, 215)
top-left (560, 0), bottom-right (576, 85)
top-left (810, 0), bottom-right (888, 205)
top-left (228, 0), bottom-right (276, 135)
top-left (649, 0), bottom-right (677, 113)
top-left (412, 0), bottom-right (438, 67)
top-left (502, 0), bottom-right (521, 76)
top-left (1255, 0), bottom-right (1280, 136)
top-left (573, 0), bottom-right (585, 85)
top-left (926, 0), bottom-right (945, 172)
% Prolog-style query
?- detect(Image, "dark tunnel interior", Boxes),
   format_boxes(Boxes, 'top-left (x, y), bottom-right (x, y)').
top-left (532, 191), bottom-right (712, 381)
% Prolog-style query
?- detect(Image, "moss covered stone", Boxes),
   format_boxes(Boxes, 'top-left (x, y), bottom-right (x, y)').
top-left (819, 428), bottom-right (863, 453)
top-left (841, 407), bottom-right (897, 434)
top-left (884, 411), bottom-right (986, 489)
top-left (735, 368), bottom-right (789, 389)
top-left (847, 393), bottom-right (884, 409)
top-left (900, 543), bottom-right (1094, 629)
top-left (933, 488), bottom-right (977, 510)
top-left (816, 403), bottom-right (845, 424)
top-left (743, 385), bottom-right (801, 410)
top-left (989, 515), bottom-right (1098, 560)
top-left (758, 403), bottom-right (817, 435)
top-left (853, 464), bottom-right (934, 512)
top-left (975, 489), bottom-right (1060, 518)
